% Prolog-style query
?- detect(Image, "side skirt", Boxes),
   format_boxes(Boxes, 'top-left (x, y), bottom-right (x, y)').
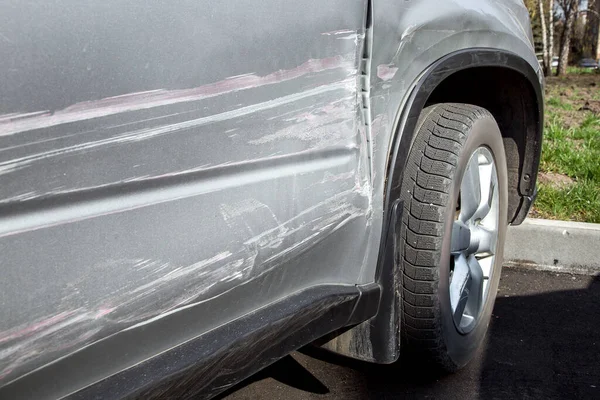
top-left (62, 284), bottom-right (381, 400)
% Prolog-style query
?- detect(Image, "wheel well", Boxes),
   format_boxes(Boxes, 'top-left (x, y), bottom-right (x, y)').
top-left (320, 54), bottom-right (543, 366)
top-left (424, 67), bottom-right (541, 223)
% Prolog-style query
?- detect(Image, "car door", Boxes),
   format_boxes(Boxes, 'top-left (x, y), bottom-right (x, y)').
top-left (0, 0), bottom-right (372, 394)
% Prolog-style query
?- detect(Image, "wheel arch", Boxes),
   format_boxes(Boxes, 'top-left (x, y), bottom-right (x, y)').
top-left (320, 49), bottom-right (543, 364)
top-left (377, 48), bottom-right (543, 362)
top-left (385, 50), bottom-right (543, 229)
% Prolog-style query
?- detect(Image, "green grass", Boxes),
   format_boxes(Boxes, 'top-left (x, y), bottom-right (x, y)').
top-left (535, 181), bottom-right (600, 223)
top-left (546, 97), bottom-right (574, 110)
top-left (550, 67), bottom-right (599, 77)
top-left (536, 112), bottom-right (600, 222)
top-left (541, 114), bottom-right (600, 180)
top-left (566, 66), bottom-right (599, 75)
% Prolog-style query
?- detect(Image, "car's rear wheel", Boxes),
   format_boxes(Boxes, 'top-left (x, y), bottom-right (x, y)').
top-left (398, 103), bottom-right (508, 371)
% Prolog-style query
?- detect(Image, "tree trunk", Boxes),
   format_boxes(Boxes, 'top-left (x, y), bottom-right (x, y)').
top-left (584, 0), bottom-right (599, 58)
top-left (557, 1), bottom-right (578, 76)
top-left (549, 0), bottom-right (554, 63)
top-left (597, 23), bottom-right (600, 61)
top-left (593, 0), bottom-right (600, 61)
top-left (539, 0), bottom-right (549, 75)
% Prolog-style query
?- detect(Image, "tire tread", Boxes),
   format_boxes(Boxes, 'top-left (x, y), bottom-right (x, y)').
top-left (399, 103), bottom-right (494, 371)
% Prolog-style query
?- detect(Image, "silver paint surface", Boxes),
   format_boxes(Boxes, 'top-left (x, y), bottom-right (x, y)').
top-left (0, 0), bottom-right (540, 391)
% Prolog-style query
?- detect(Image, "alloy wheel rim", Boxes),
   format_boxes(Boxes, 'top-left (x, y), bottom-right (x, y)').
top-left (449, 146), bottom-right (499, 334)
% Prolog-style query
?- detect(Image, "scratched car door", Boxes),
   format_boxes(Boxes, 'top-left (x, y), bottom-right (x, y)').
top-left (0, 0), bottom-right (372, 387)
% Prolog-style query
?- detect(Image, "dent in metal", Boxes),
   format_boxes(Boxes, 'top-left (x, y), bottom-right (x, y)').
top-left (0, 0), bottom-right (374, 387)
top-left (0, 55), bottom-right (352, 138)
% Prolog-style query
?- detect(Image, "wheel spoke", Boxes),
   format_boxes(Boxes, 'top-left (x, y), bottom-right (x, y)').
top-left (453, 293), bottom-right (469, 327)
top-left (474, 162), bottom-right (496, 221)
top-left (459, 153), bottom-right (481, 222)
top-left (450, 253), bottom-right (470, 326)
top-left (472, 225), bottom-right (496, 255)
top-left (451, 221), bottom-right (471, 254)
top-left (464, 255), bottom-right (484, 318)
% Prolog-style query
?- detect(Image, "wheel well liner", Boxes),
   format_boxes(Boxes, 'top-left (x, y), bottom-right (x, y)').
top-left (425, 67), bottom-right (540, 224)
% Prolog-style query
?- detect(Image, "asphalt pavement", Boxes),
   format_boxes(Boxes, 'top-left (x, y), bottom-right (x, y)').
top-left (220, 267), bottom-right (600, 400)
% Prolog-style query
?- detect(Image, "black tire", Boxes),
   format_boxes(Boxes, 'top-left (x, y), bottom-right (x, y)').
top-left (399, 103), bottom-right (508, 371)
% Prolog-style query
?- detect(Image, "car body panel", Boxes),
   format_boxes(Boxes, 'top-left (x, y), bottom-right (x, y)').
top-left (0, 0), bottom-right (374, 389)
top-left (0, 0), bottom-right (542, 398)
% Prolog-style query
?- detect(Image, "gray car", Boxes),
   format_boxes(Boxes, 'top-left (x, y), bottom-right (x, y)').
top-left (578, 58), bottom-right (599, 69)
top-left (0, 1), bottom-right (542, 399)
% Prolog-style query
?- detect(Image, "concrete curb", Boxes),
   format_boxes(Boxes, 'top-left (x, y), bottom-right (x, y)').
top-left (504, 218), bottom-right (600, 275)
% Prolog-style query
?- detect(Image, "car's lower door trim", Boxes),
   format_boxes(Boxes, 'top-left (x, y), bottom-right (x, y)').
top-left (0, 283), bottom-right (380, 400)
